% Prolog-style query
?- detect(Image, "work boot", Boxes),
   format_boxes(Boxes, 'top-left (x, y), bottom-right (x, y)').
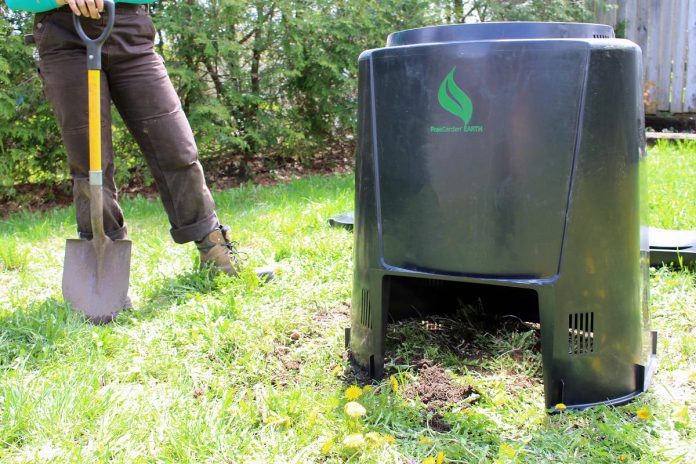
top-left (196, 225), bottom-right (275, 282)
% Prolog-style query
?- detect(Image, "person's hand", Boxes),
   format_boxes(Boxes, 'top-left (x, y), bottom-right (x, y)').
top-left (56, 0), bottom-right (104, 19)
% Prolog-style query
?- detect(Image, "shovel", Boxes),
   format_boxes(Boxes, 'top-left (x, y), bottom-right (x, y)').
top-left (62, 0), bottom-right (131, 324)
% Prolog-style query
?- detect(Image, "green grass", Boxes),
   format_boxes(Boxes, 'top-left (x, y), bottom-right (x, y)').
top-left (0, 141), bottom-right (694, 463)
top-left (648, 140), bottom-right (696, 230)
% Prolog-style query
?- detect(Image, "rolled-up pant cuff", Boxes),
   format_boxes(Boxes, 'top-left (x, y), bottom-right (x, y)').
top-left (79, 223), bottom-right (128, 241)
top-left (170, 212), bottom-right (219, 244)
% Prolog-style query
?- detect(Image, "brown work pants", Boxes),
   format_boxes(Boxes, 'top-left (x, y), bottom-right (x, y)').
top-left (34, 4), bottom-right (218, 243)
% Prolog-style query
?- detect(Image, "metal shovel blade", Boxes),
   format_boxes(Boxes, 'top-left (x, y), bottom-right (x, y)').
top-left (62, 237), bottom-right (132, 323)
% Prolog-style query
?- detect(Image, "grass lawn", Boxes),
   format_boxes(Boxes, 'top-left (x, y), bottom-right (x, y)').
top-left (0, 141), bottom-right (694, 463)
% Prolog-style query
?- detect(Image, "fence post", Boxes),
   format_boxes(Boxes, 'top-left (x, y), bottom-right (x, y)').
top-left (635, 0), bottom-right (649, 58)
top-left (686, 0), bottom-right (696, 112)
top-left (645, 0), bottom-right (661, 113)
top-left (656, 0), bottom-right (674, 112)
top-left (671, 0), bottom-right (689, 113)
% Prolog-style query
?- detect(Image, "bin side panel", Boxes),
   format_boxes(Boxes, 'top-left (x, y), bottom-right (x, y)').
top-left (373, 42), bottom-right (589, 278)
top-left (546, 42), bottom-right (646, 407)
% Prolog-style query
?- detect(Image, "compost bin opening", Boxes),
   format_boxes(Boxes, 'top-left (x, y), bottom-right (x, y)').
top-left (384, 275), bottom-right (539, 325)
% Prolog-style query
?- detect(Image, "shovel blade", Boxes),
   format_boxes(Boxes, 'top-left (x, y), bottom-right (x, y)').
top-left (62, 238), bottom-right (132, 324)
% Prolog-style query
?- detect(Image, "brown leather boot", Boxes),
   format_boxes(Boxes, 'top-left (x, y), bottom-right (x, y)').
top-left (197, 225), bottom-right (243, 276)
top-left (196, 225), bottom-right (274, 281)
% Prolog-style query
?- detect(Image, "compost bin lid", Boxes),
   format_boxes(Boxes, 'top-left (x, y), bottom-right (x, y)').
top-left (387, 22), bottom-right (615, 47)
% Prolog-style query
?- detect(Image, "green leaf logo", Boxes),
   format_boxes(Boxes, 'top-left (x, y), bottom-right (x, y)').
top-left (438, 67), bottom-right (473, 125)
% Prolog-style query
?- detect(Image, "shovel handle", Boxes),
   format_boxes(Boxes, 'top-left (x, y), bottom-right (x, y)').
top-left (72, 0), bottom-right (116, 71)
top-left (73, 1), bottom-right (115, 242)
top-left (72, 0), bottom-right (115, 178)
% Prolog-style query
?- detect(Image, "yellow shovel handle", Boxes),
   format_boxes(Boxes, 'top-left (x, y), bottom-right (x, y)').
top-left (88, 69), bottom-right (101, 173)
top-left (73, 0), bottom-right (114, 179)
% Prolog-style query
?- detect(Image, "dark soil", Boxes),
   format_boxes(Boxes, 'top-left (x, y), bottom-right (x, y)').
top-left (429, 413), bottom-right (452, 432)
top-left (403, 365), bottom-right (476, 411)
top-left (0, 137), bottom-right (355, 217)
top-left (342, 351), bottom-right (374, 387)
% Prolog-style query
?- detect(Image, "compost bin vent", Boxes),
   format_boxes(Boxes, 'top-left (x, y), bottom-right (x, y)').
top-left (426, 279), bottom-right (444, 288)
top-left (568, 312), bottom-right (595, 355)
top-left (593, 33), bottom-right (609, 38)
top-left (360, 289), bottom-right (372, 329)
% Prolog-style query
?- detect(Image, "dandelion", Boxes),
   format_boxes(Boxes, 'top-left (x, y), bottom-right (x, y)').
top-left (345, 401), bottom-right (367, 419)
top-left (673, 404), bottom-right (690, 425)
top-left (436, 451), bottom-right (445, 464)
top-left (636, 408), bottom-right (650, 420)
top-left (492, 393), bottom-right (506, 406)
top-left (308, 408), bottom-right (320, 426)
top-left (343, 433), bottom-right (365, 448)
top-left (331, 365), bottom-right (343, 377)
top-left (320, 439), bottom-right (334, 455)
top-left (345, 385), bottom-right (363, 401)
top-left (365, 432), bottom-right (382, 444)
top-left (619, 455), bottom-right (627, 462)
top-left (554, 403), bottom-right (567, 411)
top-left (499, 443), bottom-right (516, 459)
top-left (362, 385), bottom-right (374, 394)
top-left (418, 435), bottom-right (432, 445)
top-left (382, 434), bottom-right (396, 444)
top-left (422, 458), bottom-right (436, 464)
top-left (390, 375), bottom-right (399, 393)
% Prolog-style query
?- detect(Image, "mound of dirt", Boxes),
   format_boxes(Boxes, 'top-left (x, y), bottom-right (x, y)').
top-left (404, 365), bottom-right (475, 411)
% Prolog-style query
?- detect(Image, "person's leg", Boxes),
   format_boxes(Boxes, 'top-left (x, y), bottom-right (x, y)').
top-left (104, 7), bottom-right (218, 244)
top-left (35, 10), bottom-right (126, 240)
top-left (103, 8), bottom-right (274, 279)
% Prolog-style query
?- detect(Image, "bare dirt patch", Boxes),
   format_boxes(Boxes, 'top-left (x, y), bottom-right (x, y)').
top-left (313, 301), bottom-right (350, 329)
top-left (273, 346), bottom-right (301, 371)
top-left (428, 413), bottom-right (452, 432)
top-left (403, 365), bottom-right (476, 411)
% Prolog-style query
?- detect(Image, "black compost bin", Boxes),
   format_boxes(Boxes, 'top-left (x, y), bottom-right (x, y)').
top-left (348, 22), bottom-right (657, 410)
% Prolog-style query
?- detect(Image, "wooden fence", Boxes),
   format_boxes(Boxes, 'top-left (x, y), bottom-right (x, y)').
top-left (592, 0), bottom-right (696, 114)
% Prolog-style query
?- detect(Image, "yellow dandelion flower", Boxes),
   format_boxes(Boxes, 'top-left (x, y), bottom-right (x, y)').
top-left (673, 404), bottom-right (690, 425)
top-left (499, 443), bottom-right (516, 459)
top-left (362, 385), bottom-right (374, 393)
top-left (308, 408), bottom-right (320, 426)
top-left (554, 403), bottom-right (567, 411)
top-left (418, 435), bottom-right (432, 445)
top-left (331, 365), bottom-right (343, 377)
top-left (636, 408), bottom-right (650, 420)
top-left (619, 455), bottom-right (627, 462)
top-left (345, 385), bottom-right (363, 401)
top-left (365, 432), bottom-right (381, 443)
top-left (320, 439), bottom-right (334, 455)
top-left (492, 393), bottom-right (506, 406)
top-left (345, 401), bottom-right (367, 418)
top-left (390, 375), bottom-right (399, 393)
top-left (436, 451), bottom-right (445, 464)
top-left (382, 434), bottom-right (396, 444)
top-left (422, 458), bottom-right (436, 464)
top-left (343, 433), bottom-right (365, 448)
